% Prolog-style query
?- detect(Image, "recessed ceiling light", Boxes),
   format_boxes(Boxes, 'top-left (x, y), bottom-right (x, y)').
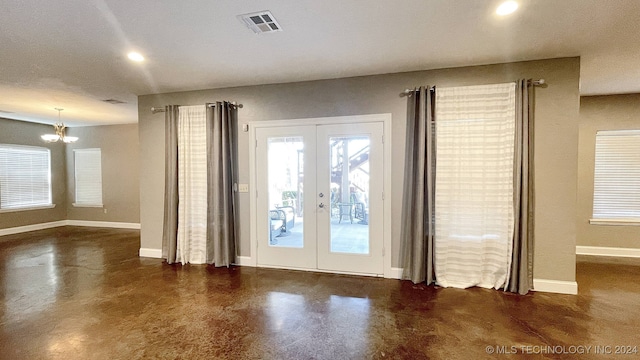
top-left (127, 52), bottom-right (145, 62)
top-left (496, 1), bottom-right (518, 16)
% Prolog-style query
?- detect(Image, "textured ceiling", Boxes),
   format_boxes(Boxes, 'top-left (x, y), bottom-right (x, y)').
top-left (1, 0), bottom-right (639, 126)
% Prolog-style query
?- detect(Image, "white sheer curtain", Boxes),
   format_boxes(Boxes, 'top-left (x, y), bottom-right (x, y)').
top-left (177, 105), bottom-right (208, 264)
top-left (434, 83), bottom-right (516, 289)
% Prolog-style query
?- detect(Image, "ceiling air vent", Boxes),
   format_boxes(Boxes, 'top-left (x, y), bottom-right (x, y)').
top-left (102, 99), bottom-right (126, 105)
top-left (238, 11), bottom-right (282, 34)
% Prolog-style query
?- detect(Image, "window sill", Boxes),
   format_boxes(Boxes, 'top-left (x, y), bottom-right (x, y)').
top-left (589, 219), bottom-right (640, 226)
top-left (0, 204), bottom-right (56, 213)
top-left (72, 203), bottom-right (103, 208)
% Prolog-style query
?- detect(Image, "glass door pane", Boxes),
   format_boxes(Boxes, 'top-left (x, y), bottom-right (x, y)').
top-left (328, 136), bottom-right (370, 254)
top-left (267, 137), bottom-right (304, 248)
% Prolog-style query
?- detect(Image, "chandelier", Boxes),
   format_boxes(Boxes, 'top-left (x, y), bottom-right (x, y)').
top-left (41, 108), bottom-right (78, 143)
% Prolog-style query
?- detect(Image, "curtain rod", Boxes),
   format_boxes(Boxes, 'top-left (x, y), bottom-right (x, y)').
top-left (150, 102), bottom-right (243, 113)
top-left (399, 86), bottom-right (436, 97)
top-left (399, 79), bottom-right (545, 98)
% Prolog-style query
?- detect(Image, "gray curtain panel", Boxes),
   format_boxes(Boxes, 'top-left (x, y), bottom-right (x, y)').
top-left (401, 86), bottom-right (436, 284)
top-left (206, 102), bottom-right (238, 267)
top-left (507, 79), bottom-right (535, 294)
top-left (162, 105), bottom-right (180, 264)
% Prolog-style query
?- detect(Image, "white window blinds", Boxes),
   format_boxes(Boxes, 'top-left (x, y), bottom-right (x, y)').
top-left (74, 148), bottom-right (103, 206)
top-left (592, 130), bottom-right (640, 222)
top-left (0, 144), bottom-right (52, 210)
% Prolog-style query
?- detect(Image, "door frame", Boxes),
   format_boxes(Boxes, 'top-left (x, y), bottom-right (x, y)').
top-left (248, 114), bottom-right (393, 278)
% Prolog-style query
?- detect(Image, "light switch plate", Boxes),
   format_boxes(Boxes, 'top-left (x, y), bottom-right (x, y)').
top-left (238, 183), bottom-right (249, 193)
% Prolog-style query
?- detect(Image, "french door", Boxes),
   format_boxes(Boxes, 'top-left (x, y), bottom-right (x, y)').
top-left (255, 122), bottom-right (384, 275)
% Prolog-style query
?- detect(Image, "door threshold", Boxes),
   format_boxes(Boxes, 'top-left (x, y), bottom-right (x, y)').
top-left (256, 264), bottom-right (383, 278)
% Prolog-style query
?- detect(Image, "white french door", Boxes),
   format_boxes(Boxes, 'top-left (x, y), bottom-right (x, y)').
top-left (255, 122), bottom-right (384, 275)
top-left (316, 123), bottom-right (383, 274)
top-left (256, 126), bottom-right (317, 269)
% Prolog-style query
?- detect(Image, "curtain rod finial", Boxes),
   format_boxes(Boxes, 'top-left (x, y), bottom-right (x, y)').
top-left (530, 79), bottom-right (546, 86)
top-left (400, 89), bottom-right (413, 97)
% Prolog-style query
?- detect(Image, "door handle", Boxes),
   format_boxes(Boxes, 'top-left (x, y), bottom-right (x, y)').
top-left (318, 203), bottom-right (325, 208)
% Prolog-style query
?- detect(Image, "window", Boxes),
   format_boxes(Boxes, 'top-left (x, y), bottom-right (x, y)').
top-left (592, 130), bottom-right (640, 224)
top-left (0, 144), bottom-right (52, 210)
top-left (74, 148), bottom-right (103, 206)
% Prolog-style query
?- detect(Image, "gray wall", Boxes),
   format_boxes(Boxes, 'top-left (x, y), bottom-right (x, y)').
top-left (577, 94), bottom-right (640, 248)
top-left (0, 118), bottom-right (67, 229)
top-left (66, 124), bottom-right (140, 223)
top-left (138, 57), bottom-right (580, 282)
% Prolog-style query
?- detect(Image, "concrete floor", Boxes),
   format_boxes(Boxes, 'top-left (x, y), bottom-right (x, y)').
top-left (1, 227), bottom-right (639, 359)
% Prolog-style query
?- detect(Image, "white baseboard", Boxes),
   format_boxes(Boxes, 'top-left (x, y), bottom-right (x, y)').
top-left (533, 279), bottom-right (578, 295)
top-left (139, 248), bottom-right (162, 258)
top-left (234, 256), bottom-right (254, 266)
top-left (256, 264), bottom-right (382, 277)
top-left (0, 220), bottom-right (67, 237)
top-left (0, 220), bottom-right (141, 237)
top-left (388, 267), bottom-right (404, 279)
top-left (66, 220), bottom-right (141, 229)
top-left (235, 259), bottom-right (401, 277)
top-left (383, 268), bottom-right (577, 295)
top-left (135, 252), bottom-right (252, 262)
top-left (576, 245), bottom-right (640, 258)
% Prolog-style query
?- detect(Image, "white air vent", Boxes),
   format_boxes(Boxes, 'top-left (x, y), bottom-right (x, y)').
top-left (238, 11), bottom-right (282, 33)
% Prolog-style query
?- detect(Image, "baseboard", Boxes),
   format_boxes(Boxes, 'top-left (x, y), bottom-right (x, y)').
top-left (234, 260), bottom-right (401, 277)
top-left (139, 248), bottom-right (162, 258)
top-left (0, 220), bottom-right (68, 237)
top-left (388, 267), bottom-right (403, 279)
top-left (119, 250), bottom-right (582, 295)
top-left (576, 245), bottom-right (640, 258)
top-left (66, 220), bottom-right (141, 229)
top-left (533, 279), bottom-right (578, 295)
top-left (136, 251), bottom-right (252, 262)
top-left (256, 264), bottom-right (382, 277)
top-left (0, 220), bottom-right (141, 237)
top-left (383, 269), bottom-right (577, 294)
top-left (375, 273), bottom-right (578, 295)
top-left (234, 256), bottom-right (254, 266)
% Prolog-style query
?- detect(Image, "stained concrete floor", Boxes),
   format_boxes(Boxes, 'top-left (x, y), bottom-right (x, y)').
top-left (1, 227), bottom-right (639, 359)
